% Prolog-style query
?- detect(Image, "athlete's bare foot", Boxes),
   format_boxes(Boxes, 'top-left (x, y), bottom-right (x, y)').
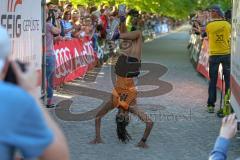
top-left (90, 138), bottom-right (104, 144)
top-left (136, 141), bottom-right (149, 149)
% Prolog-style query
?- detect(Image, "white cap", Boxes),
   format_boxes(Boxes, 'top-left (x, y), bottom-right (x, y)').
top-left (0, 26), bottom-right (11, 71)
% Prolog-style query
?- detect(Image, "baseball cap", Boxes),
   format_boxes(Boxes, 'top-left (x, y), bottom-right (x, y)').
top-left (210, 5), bottom-right (224, 17)
top-left (0, 26), bottom-right (11, 71)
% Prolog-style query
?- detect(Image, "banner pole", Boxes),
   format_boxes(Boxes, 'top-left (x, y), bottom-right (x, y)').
top-left (41, 0), bottom-right (46, 101)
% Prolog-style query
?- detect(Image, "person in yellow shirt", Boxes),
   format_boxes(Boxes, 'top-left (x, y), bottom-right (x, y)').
top-left (206, 5), bottom-right (231, 113)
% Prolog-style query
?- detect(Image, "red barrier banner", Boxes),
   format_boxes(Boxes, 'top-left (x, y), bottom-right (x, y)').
top-left (54, 37), bottom-right (97, 87)
top-left (196, 38), bottom-right (224, 91)
top-left (196, 39), bottom-right (209, 78)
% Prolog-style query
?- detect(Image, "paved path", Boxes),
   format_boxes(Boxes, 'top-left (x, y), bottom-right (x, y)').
top-left (51, 26), bottom-right (240, 160)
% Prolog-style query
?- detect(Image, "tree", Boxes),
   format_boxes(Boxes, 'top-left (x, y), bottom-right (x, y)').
top-left (61, 0), bottom-right (231, 19)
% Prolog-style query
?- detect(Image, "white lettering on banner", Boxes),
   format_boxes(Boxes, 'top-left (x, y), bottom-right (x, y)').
top-left (58, 51), bottom-right (68, 77)
top-left (84, 47), bottom-right (91, 63)
top-left (81, 45), bottom-right (89, 64)
top-left (55, 47), bottom-right (71, 78)
top-left (198, 50), bottom-right (209, 70)
top-left (74, 48), bottom-right (86, 67)
top-left (55, 48), bottom-right (68, 67)
top-left (63, 49), bottom-right (73, 73)
top-left (81, 42), bottom-right (95, 64)
top-left (55, 42), bottom-right (96, 79)
top-left (0, 0), bottom-right (42, 70)
top-left (198, 40), bottom-right (209, 71)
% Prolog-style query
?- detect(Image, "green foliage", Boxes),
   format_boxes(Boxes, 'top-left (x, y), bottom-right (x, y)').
top-left (196, 0), bottom-right (232, 11)
top-left (66, 0), bottom-right (232, 19)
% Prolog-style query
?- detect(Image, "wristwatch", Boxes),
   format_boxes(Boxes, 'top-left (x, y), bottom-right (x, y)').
top-left (141, 138), bottom-right (147, 143)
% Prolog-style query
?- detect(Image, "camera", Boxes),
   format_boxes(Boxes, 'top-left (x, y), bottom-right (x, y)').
top-left (47, 9), bottom-right (57, 25)
top-left (4, 61), bottom-right (26, 85)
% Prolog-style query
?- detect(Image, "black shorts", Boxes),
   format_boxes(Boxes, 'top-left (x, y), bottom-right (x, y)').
top-left (115, 54), bottom-right (141, 78)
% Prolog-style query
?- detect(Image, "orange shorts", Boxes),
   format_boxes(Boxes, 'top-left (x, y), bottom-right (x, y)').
top-left (112, 76), bottom-right (137, 110)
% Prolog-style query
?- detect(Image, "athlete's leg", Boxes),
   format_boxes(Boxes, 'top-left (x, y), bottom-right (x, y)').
top-left (120, 30), bottom-right (142, 41)
top-left (90, 102), bottom-right (114, 144)
top-left (129, 106), bottom-right (153, 148)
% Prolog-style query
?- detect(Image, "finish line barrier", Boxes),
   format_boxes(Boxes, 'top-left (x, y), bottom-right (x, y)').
top-left (53, 37), bottom-right (98, 87)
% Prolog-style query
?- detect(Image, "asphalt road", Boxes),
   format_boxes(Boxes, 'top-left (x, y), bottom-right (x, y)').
top-left (52, 26), bottom-right (240, 160)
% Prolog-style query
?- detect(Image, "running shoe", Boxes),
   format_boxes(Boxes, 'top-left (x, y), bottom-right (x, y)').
top-left (207, 105), bottom-right (215, 113)
top-left (217, 108), bottom-right (224, 118)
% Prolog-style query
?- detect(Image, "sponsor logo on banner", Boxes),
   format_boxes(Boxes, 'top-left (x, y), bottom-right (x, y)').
top-left (8, 0), bottom-right (22, 12)
top-left (2, 0), bottom-right (40, 37)
top-left (197, 39), bottom-right (209, 78)
top-left (0, 0), bottom-right (42, 69)
top-left (54, 38), bottom-right (97, 87)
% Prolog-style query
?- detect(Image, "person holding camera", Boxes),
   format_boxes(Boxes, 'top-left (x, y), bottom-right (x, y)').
top-left (0, 26), bottom-right (69, 160)
top-left (209, 114), bottom-right (237, 160)
top-left (46, 9), bottom-right (61, 108)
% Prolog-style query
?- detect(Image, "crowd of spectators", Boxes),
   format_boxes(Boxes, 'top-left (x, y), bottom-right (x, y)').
top-left (44, 1), bottom-right (180, 108)
top-left (189, 8), bottom-right (232, 39)
top-left (46, 1), bottom-right (177, 47)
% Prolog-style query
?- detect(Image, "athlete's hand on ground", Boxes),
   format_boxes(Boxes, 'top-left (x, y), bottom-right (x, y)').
top-left (220, 113), bottom-right (237, 140)
top-left (136, 141), bottom-right (149, 149)
top-left (90, 138), bottom-right (104, 144)
top-left (12, 61), bottom-right (38, 98)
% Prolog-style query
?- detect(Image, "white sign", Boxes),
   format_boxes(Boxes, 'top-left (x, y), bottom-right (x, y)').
top-left (231, 0), bottom-right (240, 116)
top-left (0, 0), bottom-right (42, 70)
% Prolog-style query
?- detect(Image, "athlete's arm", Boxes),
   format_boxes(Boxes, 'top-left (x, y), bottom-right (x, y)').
top-left (64, 27), bottom-right (74, 34)
top-left (120, 31), bottom-right (142, 58)
top-left (120, 30), bottom-right (142, 40)
top-left (51, 26), bottom-right (61, 35)
top-left (134, 31), bottom-right (142, 58)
